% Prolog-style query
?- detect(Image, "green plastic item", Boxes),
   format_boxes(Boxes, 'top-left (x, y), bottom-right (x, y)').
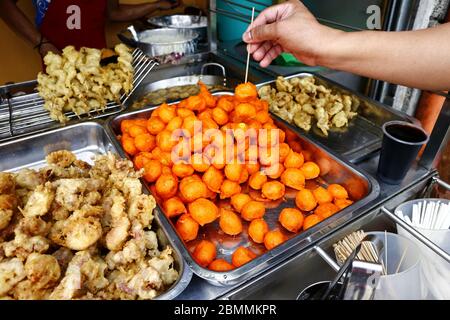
top-left (274, 53), bottom-right (305, 66)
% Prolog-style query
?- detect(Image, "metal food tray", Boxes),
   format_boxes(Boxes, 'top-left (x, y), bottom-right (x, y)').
top-left (0, 121), bottom-right (192, 300)
top-left (257, 73), bottom-right (418, 163)
top-left (105, 100), bottom-right (380, 286)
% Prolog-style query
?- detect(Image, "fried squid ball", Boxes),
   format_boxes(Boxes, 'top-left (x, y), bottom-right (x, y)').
top-left (155, 173), bottom-right (178, 199)
top-left (208, 259), bottom-right (234, 272)
top-left (230, 193), bottom-right (252, 213)
top-left (176, 213), bottom-right (199, 242)
top-left (264, 230), bottom-right (286, 250)
top-left (280, 168), bottom-right (305, 190)
top-left (241, 201), bottom-right (266, 221)
top-left (231, 246), bottom-right (257, 267)
top-left (248, 218), bottom-right (269, 244)
top-left (261, 181), bottom-right (285, 200)
top-left (279, 208), bottom-right (304, 233)
top-left (163, 197), bottom-right (186, 218)
top-left (219, 180), bottom-right (241, 199)
top-left (295, 189), bottom-right (317, 212)
top-left (219, 208), bottom-right (243, 236)
top-left (193, 240), bottom-right (217, 268)
top-left (202, 166), bottom-right (224, 193)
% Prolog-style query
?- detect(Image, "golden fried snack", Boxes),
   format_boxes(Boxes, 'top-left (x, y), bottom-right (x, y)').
top-left (202, 166), bottom-right (224, 193)
top-left (264, 230), bottom-right (286, 250)
top-left (219, 180), bottom-right (241, 199)
top-left (241, 201), bottom-right (265, 221)
top-left (188, 198), bottom-right (219, 226)
top-left (314, 202), bottom-right (340, 220)
top-left (261, 181), bottom-right (285, 201)
top-left (219, 208), bottom-right (243, 236)
top-left (279, 208), bottom-right (304, 233)
top-left (208, 259), bottom-right (234, 271)
top-left (284, 150), bottom-right (304, 169)
top-left (248, 171), bottom-right (268, 190)
top-left (231, 246), bottom-right (257, 267)
top-left (280, 168), bottom-right (305, 190)
top-left (230, 193), bottom-right (252, 213)
top-left (334, 198), bottom-right (354, 210)
top-left (163, 197), bottom-right (186, 218)
top-left (295, 189), bottom-right (317, 212)
top-left (176, 213), bottom-right (199, 241)
top-left (248, 218), bottom-right (269, 244)
top-left (303, 214), bottom-right (322, 230)
top-left (155, 173), bottom-right (178, 199)
top-left (300, 162), bottom-right (321, 180)
top-left (327, 184), bottom-right (349, 199)
top-left (312, 186), bottom-right (333, 205)
top-left (193, 240), bottom-right (217, 268)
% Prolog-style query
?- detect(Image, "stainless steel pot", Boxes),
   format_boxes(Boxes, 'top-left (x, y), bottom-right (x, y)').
top-left (118, 26), bottom-right (199, 57)
top-left (147, 14), bottom-right (208, 41)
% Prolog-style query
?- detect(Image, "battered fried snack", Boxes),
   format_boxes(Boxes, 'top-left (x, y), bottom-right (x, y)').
top-left (193, 240), bottom-right (217, 268)
top-left (303, 214), bottom-right (322, 230)
top-left (230, 194), bottom-right (252, 213)
top-left (248, 219), bottom-right (269, 244)
top-left (176, 213), bottom-right (199, 242)
top-left (241, 201), bottom-right (265, 222)
top-left (231, 246), bottom-right (257, 267)
top-left (188, 198), bottom-right (219, 226)
top-left (261, 181), bottom-right (285, 201)
top-left (258, 76), bottom-right (359, 136)
top-left (263, 230), bottom-right (286, 250)
top-left (38, 44), bottom-right (134, 123)
top-left (279, 208), bottom-right (304, 233)
top-left (208, 259), bottom-right (234, 272)
top-left (0, 151), bottom-right (179, 300)
top-left (219, 208), bottom-right (243, 236)
top-left (295, 189), bottom-right (317, 212)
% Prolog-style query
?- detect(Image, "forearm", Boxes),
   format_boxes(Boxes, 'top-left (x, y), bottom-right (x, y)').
top-left (108, 3), bottom-right (162, 22)
top-left (0, 0), bottom-right (41, 47)
top-left (320, 24), bottom-right (450, 91)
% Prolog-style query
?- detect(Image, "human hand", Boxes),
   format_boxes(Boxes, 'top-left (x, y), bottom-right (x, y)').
top-left (242, 0), bottom-right (339, 67)
top-left (39, 42), bottom-right (61, 57)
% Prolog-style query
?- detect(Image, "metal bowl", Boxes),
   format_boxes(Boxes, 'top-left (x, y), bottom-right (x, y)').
top-left (148, 15), bottom-right (207, 40)
top-left (118, 27), bottom-right (199, 57)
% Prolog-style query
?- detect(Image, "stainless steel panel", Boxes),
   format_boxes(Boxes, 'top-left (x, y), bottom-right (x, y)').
top-left (105, 98), bottom-right (379, 286)
top-left (0, 122), bottom-right (192, 300)
top-left (257, 73), bottom-right (418, 163)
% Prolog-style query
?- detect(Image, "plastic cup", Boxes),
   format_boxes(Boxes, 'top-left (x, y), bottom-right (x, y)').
top-left (367, 232), bottom-right (425, 300)
top-left (377, 121), bottom-right (428, 185)
top-left (395, 199), bottom-right (450, 299)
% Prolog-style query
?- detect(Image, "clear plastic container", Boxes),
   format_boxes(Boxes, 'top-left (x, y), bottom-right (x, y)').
top-left (367, 232), bottom-right (426, 300)
top-left (395, 199), bottom-right (450, 299)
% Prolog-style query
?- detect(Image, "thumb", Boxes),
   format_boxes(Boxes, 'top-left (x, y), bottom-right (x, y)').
top-left (243, 23), bottom-right (278, 43)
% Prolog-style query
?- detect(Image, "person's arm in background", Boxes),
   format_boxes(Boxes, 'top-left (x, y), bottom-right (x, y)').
top-left (108, 0), bottom-right (180, 22)
top-left (243, 0), bottom-right (450, 91)
top-left (0, 0), bottom-right (59, 56)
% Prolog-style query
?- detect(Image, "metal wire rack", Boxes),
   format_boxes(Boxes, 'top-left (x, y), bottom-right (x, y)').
top-left (0, 48), bottom-right (158, 142)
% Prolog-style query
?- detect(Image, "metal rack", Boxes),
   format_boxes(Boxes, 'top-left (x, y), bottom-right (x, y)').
top-left (0, 48), bottom-right (158, 142)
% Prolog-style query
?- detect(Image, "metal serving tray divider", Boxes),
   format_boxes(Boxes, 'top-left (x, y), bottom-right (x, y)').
top-left (256, 73), bottom-right (418, 163)
top-left (104, 94), bottom-right (380, 286)
top-left (0, 121), bottom-right (192, 300)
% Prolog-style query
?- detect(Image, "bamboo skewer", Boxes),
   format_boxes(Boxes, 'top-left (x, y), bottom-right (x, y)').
top-left (244, 7), bottom-right (255, 84)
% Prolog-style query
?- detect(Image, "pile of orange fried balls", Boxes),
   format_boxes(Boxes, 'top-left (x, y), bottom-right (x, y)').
top-left (119, 82), bottom-right (354, 272)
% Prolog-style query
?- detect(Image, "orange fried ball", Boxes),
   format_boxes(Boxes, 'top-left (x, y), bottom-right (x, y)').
top-left (261, 181), bottom-right (285, 200)
top-left (220, 179), bottom-right (242, 199)
top-left (180, 178), bottom-right (208, 203)
top-left (241, 200), bottom-right (266, 221)
top-left (235, 103), bottom-right (257, 120)
top-left (193, 240), bottom-right (217, 268)
top-left (246, 162), bottom-right (260, 175)
top-left (156, 130), bottom-right (177, 152)
top-left (231, 246), bottom-right (257, 267)
top-left (134, 152), bottom-right (153, 170)
top-left (327, 184), bottom-right (349, 199)
top-left (146, 117), bottom-right (166, 135)
top-left (280, 168), bottom-right (305, 190)
top-left (202, 166), bottom-right (224, 193)
top-left (334, 198), bottom-right (354, 210)
top-left (209, 259), bottom-right (235, 272)
top-left (212, 107), bottom-right (229, 125)
top-left (217, 96), bottom-right (234, 112)
top-left (219, 208), bottom-right (243, 236)
top-left (158, 104), bottom-right (176, 124)
top-left (264, 230), bottom-right (286, 250)
top-left (122, 135), bottom-right (138, 156)
top-left (314, 202), bottom-right (340, 220)
top-left (248, 171), bottom-right (268, 190)
top-left (155, 173), bottom-right (178, 199)
top-left (128, 125), bottom-right (147, 138)
top-left (278, 143), bottom-right (291, 163)
top-left (172, 162), bottom-right (195, 178)
top-left (266, 163), bottom-right (284, 180)
top-left (188, 198), bottom-right (219, 226)
top-left (134, 133), bottom-right (155, 152)
top-left (303, 214), bottom-right (322, 230)
top-left (248, 218), bottom-right (269, 244)
top-left (313, 186), bottom-right (333, 204)
top-left (163, 197), bottom-right (186, 218)
top-left (295, 189), bottom-right (317, 212)
top-left (176, 213), bottom-right (199, 242)
top-left (230, 193), bottom-right (252, 213)
top-left (191, 153), bottom-right (210, 173)
top-left (300, 162), bottom-right (321, 180)
top-left (284, 150), bottom-right (304, 169)
top-left (143, 160), bottom-right (163, 183)
top-left (166, 116), bottom-right (183, 132)
top-left (235, 82), bottom-right (258, 101)
top-left (279, 208), bottom-right (304, 233)
top-left (224, 163), bottom-right (244, 182)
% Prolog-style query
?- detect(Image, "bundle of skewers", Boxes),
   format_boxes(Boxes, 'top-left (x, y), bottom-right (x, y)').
top-left (396, 200), bottom-right (450, 230)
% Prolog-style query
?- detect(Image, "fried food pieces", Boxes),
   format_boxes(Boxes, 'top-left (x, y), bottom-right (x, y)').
top-left (258, 76), bottom-right (359, 136)
top-left (37, 44), bottom-right (134, 123)
top-left (0, 151), bottom-right (178, 300)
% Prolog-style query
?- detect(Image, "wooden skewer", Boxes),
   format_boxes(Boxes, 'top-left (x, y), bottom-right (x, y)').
top-left (245, 7), bottom-right (256, 84)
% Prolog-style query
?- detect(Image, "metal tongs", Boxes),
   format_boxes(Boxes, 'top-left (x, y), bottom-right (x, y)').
top-left (321, 234), bottom-right (384, 300)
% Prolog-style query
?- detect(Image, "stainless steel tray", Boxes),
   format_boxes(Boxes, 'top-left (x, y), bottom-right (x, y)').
top-left (105, 101), bottom-right (380, 286)
top-left (0, 121), bottom-right (192, 300)
top-left (257, 73), bottom-right (418, 163)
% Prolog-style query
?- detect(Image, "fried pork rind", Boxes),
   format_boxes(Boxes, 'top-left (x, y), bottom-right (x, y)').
top-left (0, 151), bottom-right (178, 300)
top-left (37, 44), bottom-right (134, 123)
top-left (259, 76), bottom-right (360, 136)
